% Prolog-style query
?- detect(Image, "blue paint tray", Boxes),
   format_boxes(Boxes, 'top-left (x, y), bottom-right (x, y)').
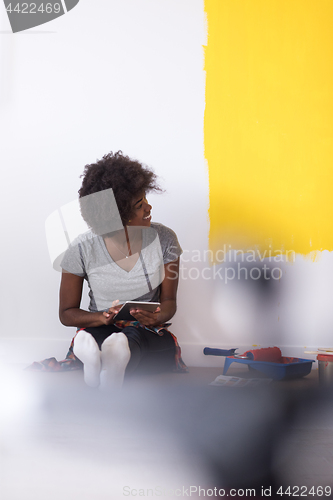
top-left (223, 356), bottom-right (315, 381)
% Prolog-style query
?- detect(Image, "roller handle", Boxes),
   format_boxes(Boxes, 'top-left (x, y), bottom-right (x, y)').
top-left (203, 347), bottom-right (237, 357)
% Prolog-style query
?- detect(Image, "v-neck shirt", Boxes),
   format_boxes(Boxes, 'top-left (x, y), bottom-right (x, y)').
top-left (60, 222), bottom-right (182, 312)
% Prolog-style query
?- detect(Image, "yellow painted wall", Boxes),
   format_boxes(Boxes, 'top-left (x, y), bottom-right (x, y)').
top-left (204, 0), bottom-right (333, 258)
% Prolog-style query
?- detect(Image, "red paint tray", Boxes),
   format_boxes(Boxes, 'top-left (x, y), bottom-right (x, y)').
top-left (203, 347), bottom-right (314, 381)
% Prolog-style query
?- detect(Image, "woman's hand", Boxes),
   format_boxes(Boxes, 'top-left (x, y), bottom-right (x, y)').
top-left (129, 306), bottom-right (162, 327)
top-left (130, 258), bottom-right (180, 327)
top-left (60, 272), bottom-right (124, 328)
top-left (101, 300), bottom-right (122, 325)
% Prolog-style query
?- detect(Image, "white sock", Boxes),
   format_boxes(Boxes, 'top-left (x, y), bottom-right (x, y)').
top-left (100, 332), bottom-right (131, 390)
top-left (73, 330), bottom-right (101, 387)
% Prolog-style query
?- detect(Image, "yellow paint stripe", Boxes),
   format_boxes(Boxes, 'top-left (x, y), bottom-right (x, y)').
top-left (204, 0), bottom-right (333, 257)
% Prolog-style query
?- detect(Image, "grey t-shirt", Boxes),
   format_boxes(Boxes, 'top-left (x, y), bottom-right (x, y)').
top-left (60, 222), bottom-right (182, 312)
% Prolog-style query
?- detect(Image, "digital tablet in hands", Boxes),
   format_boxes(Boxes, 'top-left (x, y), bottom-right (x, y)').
top-left (112, 301), bottom-right (161, 321)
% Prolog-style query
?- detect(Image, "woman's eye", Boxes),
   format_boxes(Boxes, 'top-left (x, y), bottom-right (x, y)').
top-left (137, 204), bottom-right (143, 209)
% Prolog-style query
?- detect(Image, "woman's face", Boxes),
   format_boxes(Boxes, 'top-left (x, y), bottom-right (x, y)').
top-left (127, 193), bottom-right (152, 227)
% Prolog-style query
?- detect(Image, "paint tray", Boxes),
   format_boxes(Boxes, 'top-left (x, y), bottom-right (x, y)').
top-left (223, 356), bottom-right (314, 381)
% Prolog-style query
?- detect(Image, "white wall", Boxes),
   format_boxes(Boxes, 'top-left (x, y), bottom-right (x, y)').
top-left (0, 0), bottom-right (332, 367)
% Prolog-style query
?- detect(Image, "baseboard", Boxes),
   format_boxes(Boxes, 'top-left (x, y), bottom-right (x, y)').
top-left (0, 338), bottom-right (318, 368)
top-left (0, 338), bottom-right (71, 367)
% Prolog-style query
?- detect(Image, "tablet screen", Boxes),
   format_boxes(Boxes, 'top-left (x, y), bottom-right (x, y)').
top-left (113, 301), bottom-right (160, 321)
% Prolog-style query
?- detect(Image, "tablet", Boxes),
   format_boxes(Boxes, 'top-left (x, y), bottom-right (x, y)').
top-left (112, 301), bottom-right (160, 321)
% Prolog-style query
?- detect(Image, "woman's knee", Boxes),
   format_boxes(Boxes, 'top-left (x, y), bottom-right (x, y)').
top-left (121, 326), bottom-right (147, 348)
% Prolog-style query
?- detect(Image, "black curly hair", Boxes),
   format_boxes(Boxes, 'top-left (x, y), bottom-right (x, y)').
top-left (78, 151), bottom-right (161, 232)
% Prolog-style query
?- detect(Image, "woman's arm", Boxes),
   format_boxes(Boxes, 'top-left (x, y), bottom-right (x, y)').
top-left (130, 258), bottom-right (180, 327)
top-left (59, 271), bottom-right (119, 328)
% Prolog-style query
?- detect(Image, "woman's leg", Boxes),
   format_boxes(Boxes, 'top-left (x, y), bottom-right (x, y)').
top-left (99, 333), bottom-right (131, 390)
top-left (73, 330), bottom-right (101, 387)
top-left (121, 326), bottom-right (176, 376)
top-left (75, 324), bottom-right (122, 388)
top-left (74, 324), bottom-right (176, 387)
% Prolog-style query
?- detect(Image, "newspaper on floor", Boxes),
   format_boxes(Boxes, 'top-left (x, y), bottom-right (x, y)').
top-left (210, 375), bottom-right (273, 387)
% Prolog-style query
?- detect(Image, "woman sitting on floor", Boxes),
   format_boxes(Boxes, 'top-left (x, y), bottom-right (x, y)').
top-left (59, 151), bottom-right (186, 389)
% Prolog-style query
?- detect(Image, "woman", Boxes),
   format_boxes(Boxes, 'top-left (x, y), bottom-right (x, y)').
top-left (59, 151), bottom-right (185, 389)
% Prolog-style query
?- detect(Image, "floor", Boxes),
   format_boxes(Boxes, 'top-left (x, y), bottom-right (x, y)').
top-left (1, 364), bottom-right (333, 499)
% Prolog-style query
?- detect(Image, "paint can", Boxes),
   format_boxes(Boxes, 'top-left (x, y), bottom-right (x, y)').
top-left (317, 354), bottom-right (333, 386)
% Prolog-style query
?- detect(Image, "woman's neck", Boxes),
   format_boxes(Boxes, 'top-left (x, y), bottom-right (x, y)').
top-left (103, 227), bottom-right (142, 259)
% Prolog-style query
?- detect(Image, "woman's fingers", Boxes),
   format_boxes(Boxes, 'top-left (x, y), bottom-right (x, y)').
top-left (130, 308), bottom-right (159, 317)
top-left (130, 308), bottom-right (153, 318)
top-left (102, 300), bottom-right (121, 323)
top-left (130, 308), bottom-right (159, 326)
top-left (108, 300), bottom-right (121, 314)
top-left (103, 303), bottom-right (160, 326)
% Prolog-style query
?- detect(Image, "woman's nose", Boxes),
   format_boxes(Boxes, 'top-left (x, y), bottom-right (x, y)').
top-left (144, 199), bottom-right (152, 211)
